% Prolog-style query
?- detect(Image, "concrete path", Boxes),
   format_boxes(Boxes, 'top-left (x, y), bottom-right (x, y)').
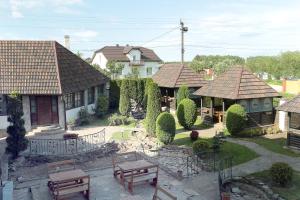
top-left (225, 138), bottom-right (300, 176)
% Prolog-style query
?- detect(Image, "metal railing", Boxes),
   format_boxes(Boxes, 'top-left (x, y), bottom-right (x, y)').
top-left (28, 129), bottom-right (106, 156)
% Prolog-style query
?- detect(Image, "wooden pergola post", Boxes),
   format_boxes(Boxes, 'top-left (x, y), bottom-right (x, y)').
top-left (210, 97), bottom-right (214, 119)
top-left (222, 99), bottom-right (225, 123)
top-left (200, 97), bottom-right (203, 117)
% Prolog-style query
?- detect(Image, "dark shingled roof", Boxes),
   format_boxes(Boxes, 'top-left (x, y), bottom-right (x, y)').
top-left (277, 95), bottom-right (300, 113)
top-left (152, 63), bottom-right (208, 88)
top-left (0, 40), bottom-right (108, 95)
top-left (93, 46), bottom-right (162, 62)
top-left (193, 66), bottom-right (280, 100)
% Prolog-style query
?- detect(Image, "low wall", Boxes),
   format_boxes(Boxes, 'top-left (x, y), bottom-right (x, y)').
top-left (66, 104), bottom-right (95, 123)
top-left (0, 116), bottom-right (9, 130)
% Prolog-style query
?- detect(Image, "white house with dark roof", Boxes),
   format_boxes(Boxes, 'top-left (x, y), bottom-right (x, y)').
top-left (0, 40), bottom-right (109, 131)
top-left (91, 45), bottom-right (162, 78)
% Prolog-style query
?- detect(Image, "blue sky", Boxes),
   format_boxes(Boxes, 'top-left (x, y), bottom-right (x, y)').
top-left (0, 0), bottom-right (300, 61)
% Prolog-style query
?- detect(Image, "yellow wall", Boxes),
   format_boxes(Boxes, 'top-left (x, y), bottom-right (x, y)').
top-left (286, 80), bottom-right (300, 94)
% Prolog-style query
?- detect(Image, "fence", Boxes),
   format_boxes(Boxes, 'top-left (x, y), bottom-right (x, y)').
top-left (287, 131), bottom-right (300, 148)
top-left (28, 129), bottom-right (106, 156)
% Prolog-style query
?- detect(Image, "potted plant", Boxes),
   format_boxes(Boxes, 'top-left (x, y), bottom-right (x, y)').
top-left (67, 119), bottom-right (76, 130)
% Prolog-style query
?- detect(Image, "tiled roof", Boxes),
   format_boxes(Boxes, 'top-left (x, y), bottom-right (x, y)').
top-left (152, 63), bottom-right (208, 88)
top-left (93, 46), bottom-right (162, 62)
top-left (0, 40), bottom-right (108, 95)
top-left (193, 66), bottom-right (280, 99)
top-left (277, 95), bottom-right (300, 113)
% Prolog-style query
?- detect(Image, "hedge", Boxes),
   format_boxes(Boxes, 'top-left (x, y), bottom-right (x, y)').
top-left (176, 98), bottom-right (197, 129)
top-left (156, 112), bottom-right (176, 144)
top-left (146, 82), bottom-right (161, 136)
top-left (119, 79), bottom-right (131, 116)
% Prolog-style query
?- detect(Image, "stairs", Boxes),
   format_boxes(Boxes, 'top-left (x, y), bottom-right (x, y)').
top-left (28, 124), bottom-right (65, 137)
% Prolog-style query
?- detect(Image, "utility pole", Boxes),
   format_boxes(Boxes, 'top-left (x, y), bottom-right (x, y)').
top-left (180, 19), bottom-right (188, 64)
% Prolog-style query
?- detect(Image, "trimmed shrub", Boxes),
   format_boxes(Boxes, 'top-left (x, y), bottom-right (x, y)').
top-left (108, 113), bottom-right (136, 126)
top-left (136, 79), bottom-right (144, 106)
top-left (143, 79), bottom-right (153, 110)
top-left (109, 80), bottom-right (120, 109)
top-left (177, 98), bottom-right (197, 129)
top-left (192, 140), bottom-right (210, 155)
top-left (95, 95), bottom-right (109, 118)
top-left (226, 104), bottom-right (247, 135)
top-left (128, 79), bottom-right (138, 100)
top-left (212, 136), bottom-right (221, 152)
top-left (77, 107), bottom-right (90, 125)
top-left (177, 85), bottom-right (190, 106)
top-left (190, 130), bottom-right (199, 141)
top-left (156, 112), bottom-right (176, 144)
top-left (270, 162), bottom-right (293, 187)
top-left (146, 82), bottom-right (161, 136)
top-left (119, 79), bottom-right (131, 116)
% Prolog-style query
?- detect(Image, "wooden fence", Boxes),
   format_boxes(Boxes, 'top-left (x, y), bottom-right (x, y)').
top-left (287, 131), bottom-right (300, 148)
top-left (28, 129), bottom-right (106, 156)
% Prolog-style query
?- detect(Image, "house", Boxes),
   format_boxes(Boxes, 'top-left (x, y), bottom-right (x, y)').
top-left (91, 45), bottom-right (162, 78)
top-left (152, 63), bottom-right (208, 110)
top-left (193, 66), bottom-right (281, 126)
top-left (0, 40), bottom-right (109, 131)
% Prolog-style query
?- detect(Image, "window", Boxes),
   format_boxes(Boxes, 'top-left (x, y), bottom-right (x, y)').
top-left (0, 94), bottom-right (7, 115)
top-left (51, 96), bottom-right (58, 113)
top-left (74, 92), bottom-right (84, 107)
top-left (133, 55), bottom-right (136, 61)
top-left (88, 87), bottom-right (95, 104)
top-left (290, 113), bottom-right (300, 130)
top-left (30, 96), bottom-right (37, 114)
top-left (146, 67), bottom-right (152, 76)
top-left (64, 93), bottom-right (74, 110)
top-left (132, 67), bottom-right (139, 76)
top-left (97, 84), bottom-right (104, 96)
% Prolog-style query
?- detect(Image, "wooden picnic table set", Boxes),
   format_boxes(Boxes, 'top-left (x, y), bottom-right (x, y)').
top-left (46, 152), bottom-right (176, 200)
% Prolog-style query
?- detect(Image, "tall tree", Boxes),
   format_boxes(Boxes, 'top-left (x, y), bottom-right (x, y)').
top-left (106, 60), bottom-right (125, 79)
top-left (146, 82), bottom-right (161, 136)
top-left (142, 78), bottom-right (153, 110)
top-left (6, 93), bottom-right (28, 159)
top-left (119, 79), bottom-right (131, 116)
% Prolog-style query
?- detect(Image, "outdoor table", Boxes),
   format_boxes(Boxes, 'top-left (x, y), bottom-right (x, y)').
top-left (48, 169), bottom-right (87, 182)
top-left (117, 160), bottom-right (154, 186)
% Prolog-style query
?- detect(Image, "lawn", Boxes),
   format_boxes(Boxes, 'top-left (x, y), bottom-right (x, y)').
top-left (176, 116), bottom-right (212, 131)
top-left (111, 130), bottom-right (131, 141)
top-left (250, 170), bottom-right (300, 200)
top-left (242, 137), bottom-right (300, 157)
top-left (86, 113), bottom-right (137, 128)
top-left (266, 79), bottom-right (282, 86)
top-left (173, 133), bottom-right (259, 167)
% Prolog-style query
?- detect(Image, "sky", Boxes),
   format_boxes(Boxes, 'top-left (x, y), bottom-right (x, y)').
top-left (0, 0), bottom-right (300, 61)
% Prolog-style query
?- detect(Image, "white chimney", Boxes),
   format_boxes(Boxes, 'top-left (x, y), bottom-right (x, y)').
top-left (64, 35), bottom-right (70, 49)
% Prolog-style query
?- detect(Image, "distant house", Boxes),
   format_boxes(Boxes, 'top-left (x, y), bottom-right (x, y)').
top-left (91, 45), bottom-right (162, 78)
top-left (193, 66), bottom-right (281, 125)
top-left (0, 40), bottom-right (109, 131)
top-left (153, 63), bottom-right (208, 110)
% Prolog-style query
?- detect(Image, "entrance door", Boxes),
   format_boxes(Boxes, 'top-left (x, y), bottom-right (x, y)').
top-left (37, 96), bottom-right (52, 125)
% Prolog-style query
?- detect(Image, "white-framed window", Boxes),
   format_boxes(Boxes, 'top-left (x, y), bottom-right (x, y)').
top-left (133, 55), bottom-right (136, 61)
top-left (146, 67), bottom-right (152, 76)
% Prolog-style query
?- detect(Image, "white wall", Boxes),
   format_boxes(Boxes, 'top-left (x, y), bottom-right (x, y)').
top-left (127, 49), bottom-right (141, 61)
top-left (279, 99), bottom-right (288, 131)
top-left (0, 116), bottom-right (9, 129)
top-left (92, 52), bottom-right (108, 69)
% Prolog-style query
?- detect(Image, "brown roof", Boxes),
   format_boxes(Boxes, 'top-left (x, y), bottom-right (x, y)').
top-left (193, 66), bottom-right (280, 99)
top-left (152, 63), bottom-right (208, 88)
top-left (277, 95), bottom-right (300, 113)
top-left (93, 46), bottom-right (162, 62)
top-left (0, 40), bottom-right (108, 95)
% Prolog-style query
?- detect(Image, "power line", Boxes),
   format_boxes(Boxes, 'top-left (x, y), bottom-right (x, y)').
top-left (141, 26), bottom-right (179, 46)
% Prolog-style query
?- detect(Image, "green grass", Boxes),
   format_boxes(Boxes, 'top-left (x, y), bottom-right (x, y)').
top-left (242, 137), bottom-right (300, 157)
top-left (173, 133), bottom-right (258, 166)
top-left (87, 113), bottom-right (137, 128)
top-left (266, 79), bottom-right (282, 86)
top-left (111, 130), bottom-right (131, 141)
top-left (250, 170), bottom-right (300, 200)
top-left (175, 116), bottom-right (212, 131)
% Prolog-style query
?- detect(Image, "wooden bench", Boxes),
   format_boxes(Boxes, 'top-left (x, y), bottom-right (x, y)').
top-left (124, 164), bottom-right (158, 194)
top-left (112, 152), bottom-right (139, 178)
top-left (49, 175), bottom-right (90, 200)
top-left (152, 185), bottom-right (177, 200)
top-left (47, 160), bottom-right (76, 174)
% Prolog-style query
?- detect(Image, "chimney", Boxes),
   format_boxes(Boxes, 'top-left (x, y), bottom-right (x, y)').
top-left (126, 44), bottom-right (129, 47)
top-left (64, 35), bottom-right (70, 49)
top-left (116, 44), bottom-right (119, 47)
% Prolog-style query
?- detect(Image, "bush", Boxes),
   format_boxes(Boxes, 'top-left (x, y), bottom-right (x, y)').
top-left (77, 107), bottom-right (90, 126)
top-left (95, 95), bottom-right (109, 118)
top-left (212, 136), bottom-right (221, 152)
top-left (177, 98), bottom-right (197, 129)
top-left (190, 130), bottom-right (199, 141)
top-left (146, 82), bottom-right (161, 136)
top-left (226, 104), bottom-right (247, 135)
top-left (119, 79), bottom-right (131, 116)
top-left (192, 140), bottom-right (210, 155)
top-left (270, 162), bottom-right (293, 187)
top-left (108, 113), bottom-right (136, 126)
top-left (109, 80), bottom-right (120, 109)
top-left (177, 85), bottom-right (190, 106)
top-left (143, 79), bottom-right (153, 110)
top-left (237, 125), bottom-right (281, 137)
top-left (156, 112), bottom-right (176, 144)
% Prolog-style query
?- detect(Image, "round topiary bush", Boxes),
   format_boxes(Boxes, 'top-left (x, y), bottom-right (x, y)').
top-left (270, 162), bottom-right (293, 187)
top-left (192, 140), bottom-right (210, 155)
top-left (176, 85), bottom-right (190, 106)
top-left (176, 98), bottom-right (197, 129)
top-left (190, 130), bottom-right (199, 141)
top-left (225, 104), bottom-right (247, 135)
top-left (156, 112), bottom-right (176, 145)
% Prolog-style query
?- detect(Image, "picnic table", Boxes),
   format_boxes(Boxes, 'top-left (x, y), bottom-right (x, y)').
top-left (48, 169), bottom-right (90, 200)
top-left (117, 160), bottom-right (159, 194)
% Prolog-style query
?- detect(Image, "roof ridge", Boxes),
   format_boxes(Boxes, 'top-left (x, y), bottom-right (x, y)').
top-left (173, 64), bottom-right (185, 87)
top-left (234, 67), bottom-right (244, 99)
top-left (52, 41), bottom-right (63, 94)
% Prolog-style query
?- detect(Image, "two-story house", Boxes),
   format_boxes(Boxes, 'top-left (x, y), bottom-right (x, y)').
top-left (91, 45), bottom-right (162, 78)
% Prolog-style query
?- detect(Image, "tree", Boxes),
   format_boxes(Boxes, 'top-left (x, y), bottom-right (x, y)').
top-left (146, 82), bottom-right (161, 136)
top-left (136, 79), bottom-right (144, 107)
top-left (106, 60), bottom-right (125, 79)
top-left (92, 63), bottom-right (111, 77)
top-left (95, 95), bottom-right (109, 118)
top-left (142, 78), bottom-right (153, 110)
top-left (176, 85), bottom-right (190, 106)
top-left (6, 93), bottom-right (28, 159)
top-left (119, 79), bottom-right (131, 116)
top-left (226, 104), bottom-right (247, 135)
top-left (156, 112), bottom-right (176, 144)
top-left (176, 98), bottom-right (197, 129)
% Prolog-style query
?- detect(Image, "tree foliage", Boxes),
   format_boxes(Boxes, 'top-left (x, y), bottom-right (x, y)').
top-left (156, 112), bottom-right (176, 144)
top-left (119, 79), bottom-right (131, 116)
top-left (95, 95), bottom-right (109, 118)
top-left (176, 98), bottom-right (197, 130)
top-left (146, 82), bottom-right (161, 136)
top-left (226, 104), bottom-right (247, 135)
top-left (143, 78), bottom-right (153, 110)
top-left (106, 60), bottom-right (125, 79)
top-left (176, 85), bottom-right (190, 106)
top-left (6, 93), bottom-right (28, 159)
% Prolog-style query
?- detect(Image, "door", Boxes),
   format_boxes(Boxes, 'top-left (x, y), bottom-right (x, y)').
top-left (37, 96), bottom-right (52, 125)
